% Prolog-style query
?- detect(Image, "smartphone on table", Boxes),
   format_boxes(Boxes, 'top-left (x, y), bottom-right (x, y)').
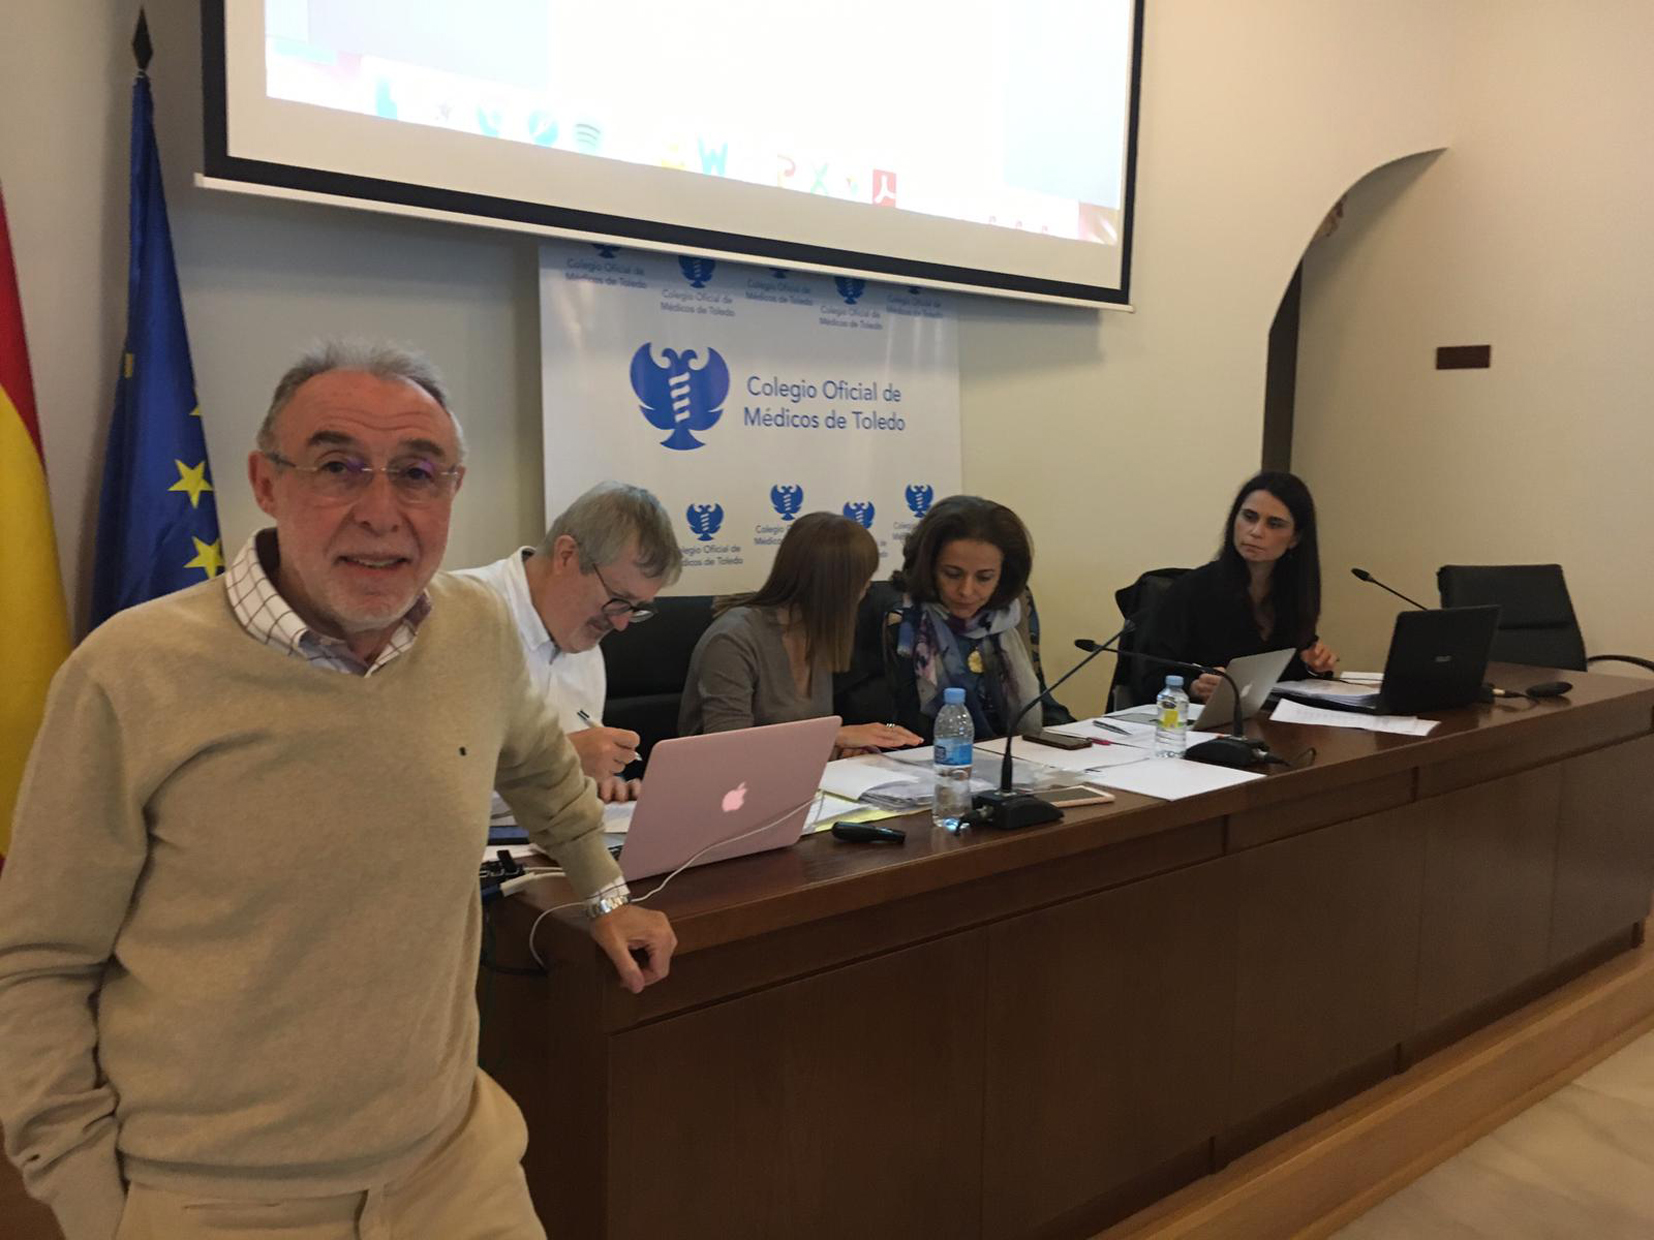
top-left (1036, 784), bottom-right (1116, 809)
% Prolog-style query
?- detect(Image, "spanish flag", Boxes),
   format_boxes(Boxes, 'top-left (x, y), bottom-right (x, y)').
top-left (0, 188), bottom-right (71, 863)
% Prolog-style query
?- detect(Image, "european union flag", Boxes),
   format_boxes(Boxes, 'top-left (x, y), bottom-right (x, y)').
top-left (90, 60), bottom-right (222, 628)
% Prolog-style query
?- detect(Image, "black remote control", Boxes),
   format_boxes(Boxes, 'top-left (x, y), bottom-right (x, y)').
top-left (831, 822), bottom-right (907, 844)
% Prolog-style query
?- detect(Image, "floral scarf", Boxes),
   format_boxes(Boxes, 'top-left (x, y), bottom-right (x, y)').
top-left (896, 596), bottom-right (1045, 738)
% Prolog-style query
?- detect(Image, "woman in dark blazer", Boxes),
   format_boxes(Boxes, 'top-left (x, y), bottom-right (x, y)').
top-left (1131, 471), bottom-right (1338, 704)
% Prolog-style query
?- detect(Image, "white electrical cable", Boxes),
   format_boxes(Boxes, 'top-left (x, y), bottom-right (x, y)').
top-left (524, 790), bottom-right (826, 970)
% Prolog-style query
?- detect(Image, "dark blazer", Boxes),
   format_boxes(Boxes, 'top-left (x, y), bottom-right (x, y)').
top-left (835, 582), bottom-right (1072, 742)
top-left (1128, 560), bottom-right (1314, 705)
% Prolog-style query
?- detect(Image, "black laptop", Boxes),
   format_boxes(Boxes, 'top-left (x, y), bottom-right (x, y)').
top-left (1279, 605), bottom-right (1501, 715)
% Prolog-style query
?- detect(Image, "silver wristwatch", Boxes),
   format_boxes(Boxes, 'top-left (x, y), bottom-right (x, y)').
top-left (586, 891), bottom-right (631, 920)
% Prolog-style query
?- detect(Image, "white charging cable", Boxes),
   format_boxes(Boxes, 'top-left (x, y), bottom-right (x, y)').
top-left (524, 790), bottom-right (827, 970)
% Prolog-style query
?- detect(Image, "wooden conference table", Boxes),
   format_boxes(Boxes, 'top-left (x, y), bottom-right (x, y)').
top-left (482, 664), bottom-right (1654, 1240)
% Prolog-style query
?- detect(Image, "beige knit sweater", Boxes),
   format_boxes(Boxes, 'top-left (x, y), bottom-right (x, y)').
top-left (0, 572), bottom-right (618, 1240)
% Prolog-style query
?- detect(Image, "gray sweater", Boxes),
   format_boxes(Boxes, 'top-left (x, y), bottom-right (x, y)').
top-left (679, 606), bottom-right (834, 735)
top-left (0, 573), bottom-right (615, 1240)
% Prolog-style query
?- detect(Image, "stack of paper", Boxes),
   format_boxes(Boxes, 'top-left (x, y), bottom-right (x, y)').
top-left (1274, 679), bottom-right (1383, 709)
top-left (1088, 758), bottom-right (1263, 800)
top-left (973, 736), bottom-right (1148, 772)
top-left (1269, 697), bottom-right (1439, 736)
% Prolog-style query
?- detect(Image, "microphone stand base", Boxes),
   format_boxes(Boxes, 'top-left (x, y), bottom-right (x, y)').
top-left (970, 789), bottom-right (1064, 831)
top-left (1185, 737), bottom-right (1270, 768)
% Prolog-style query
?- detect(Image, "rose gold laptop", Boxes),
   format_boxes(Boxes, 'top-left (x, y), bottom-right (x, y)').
top-left (616, 716), bottom-right (841, 882)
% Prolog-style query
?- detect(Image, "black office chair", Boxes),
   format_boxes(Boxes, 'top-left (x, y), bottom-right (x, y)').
top-left (1108, 567), bottom-right (1191, 709)
top-left (1436, 564), bottom-right (1654, 674)
top-left (600, 595), bottom-right (716, 762)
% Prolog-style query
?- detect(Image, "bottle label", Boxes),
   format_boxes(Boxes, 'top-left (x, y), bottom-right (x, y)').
top-left (935, 737), bottom-right (973, 767)
top-left (1159, 705), bottom-right (1182, 730)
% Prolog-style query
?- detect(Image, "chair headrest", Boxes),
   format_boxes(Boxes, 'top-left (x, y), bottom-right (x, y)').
top-left (1435, 564), bottom-right (1576, 630)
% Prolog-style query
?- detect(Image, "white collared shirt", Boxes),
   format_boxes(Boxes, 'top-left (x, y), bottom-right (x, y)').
top-left (453, 548), bottom-right (608, 822)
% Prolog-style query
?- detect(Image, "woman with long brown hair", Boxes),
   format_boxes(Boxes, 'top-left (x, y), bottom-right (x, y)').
top-left (679, 512), bottom-right (922, 752)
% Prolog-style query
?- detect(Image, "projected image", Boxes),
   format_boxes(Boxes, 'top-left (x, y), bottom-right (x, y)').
top-left (264, 0), bottom-right (1130, 246)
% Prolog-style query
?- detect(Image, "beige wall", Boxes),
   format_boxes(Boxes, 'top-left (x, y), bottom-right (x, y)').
top-left (1295, 2), bottom-right (1654, 675)
top-left (3, 0), bottom-right (1461, 716)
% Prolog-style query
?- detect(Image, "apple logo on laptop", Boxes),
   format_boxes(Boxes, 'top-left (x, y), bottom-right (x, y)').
top-left (721, 782), bottom-right (748, 813)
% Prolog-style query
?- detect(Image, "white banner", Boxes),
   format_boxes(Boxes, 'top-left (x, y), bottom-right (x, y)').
top-left (539, 242), bottom-right (961, 593)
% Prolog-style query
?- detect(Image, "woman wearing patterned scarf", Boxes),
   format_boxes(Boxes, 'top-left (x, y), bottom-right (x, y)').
top-left (882, 496), bottom-right (1071, 742)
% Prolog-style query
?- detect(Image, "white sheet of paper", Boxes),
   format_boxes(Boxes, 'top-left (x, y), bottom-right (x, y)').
top-left (602, 801), bottom-right (637, 834)
top-left (1269, 697), bottom-right (1440, 735)
top-left (803, 792), bottom-right (866, 831)
top-left (1046, 718), bottom-right (1154, 747)
top-left (973, 736), bottom-right (1148, 772)
top-left (1045, 717), bottom-right (1228, 749)
top-left (882, 746), bottom-right (936, 765)
top-left (480, 842), bottom-right (550, 865)
top-left (820, 754), bottom-right (922, 800)
top-left (1087, 757), bottom-right (1264, 800)
top-left (1107, 705), bottom-right (1161, 724)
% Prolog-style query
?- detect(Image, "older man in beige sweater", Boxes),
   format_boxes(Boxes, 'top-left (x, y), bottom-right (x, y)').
top-left (0, 342), bottom-right (675, 1240)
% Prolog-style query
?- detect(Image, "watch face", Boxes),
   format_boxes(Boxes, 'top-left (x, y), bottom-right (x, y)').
top-left (587, 893), bottom-right (628, 919)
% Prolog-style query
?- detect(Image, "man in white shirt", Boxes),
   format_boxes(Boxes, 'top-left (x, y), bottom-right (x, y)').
top-left (458, 482), bottom-right (682, 807)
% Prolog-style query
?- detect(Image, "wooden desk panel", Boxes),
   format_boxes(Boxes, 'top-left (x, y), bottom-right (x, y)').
top-left (1225, 802), bottom-right (1427, 1141)
top-left (490, 667), bottom-right (1654, 1239)
top-left (980, 862), bottom-right (1236, 1239)
top-left (605, 931), bottom-right (987, 1240)
top-left (1414, 764), bottom-right (1563, 1036)
top-left (1549, 735), bottom-right (1654, 964)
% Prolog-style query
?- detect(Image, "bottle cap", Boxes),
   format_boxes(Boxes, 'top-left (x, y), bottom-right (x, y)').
top-left (1165, 675), bottom-right (1184, 689)
top-left (943, 686), bottom-right (966, 705)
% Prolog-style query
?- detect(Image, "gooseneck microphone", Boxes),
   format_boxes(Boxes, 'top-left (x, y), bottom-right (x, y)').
top-left (1350, 567), bottom-right (1430, 611)
top-left (967, 621), bottom-right (1132, 830)
top-left (1078, 638), bottom-right (1273, 768)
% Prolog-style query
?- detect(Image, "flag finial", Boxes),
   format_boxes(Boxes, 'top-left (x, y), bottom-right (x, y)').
top-left (133, 9), bottom-right (153, 73)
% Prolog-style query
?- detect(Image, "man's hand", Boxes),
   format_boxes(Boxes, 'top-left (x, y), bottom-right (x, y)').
top-left (596, 776), bottom-right (644, 803)
top-left (590, 904), bottom-right (676, 994)
top-left (569, 725), bottom-right (641, 779)
top-left (1191, 668), bottom-right (1225, 702)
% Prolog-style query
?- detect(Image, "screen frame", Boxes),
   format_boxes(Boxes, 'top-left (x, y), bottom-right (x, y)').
top-left (200, 0), bottom-right (1144, 307)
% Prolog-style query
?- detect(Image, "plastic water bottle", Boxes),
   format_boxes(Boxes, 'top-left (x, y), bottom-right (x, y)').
top-left (932, 687), bottom-right (975, 831)
top-left (1154, 675), bottom-right (1191, 758)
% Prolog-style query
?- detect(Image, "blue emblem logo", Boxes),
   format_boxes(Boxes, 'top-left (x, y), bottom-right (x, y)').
top-left (842, 501), bottom-right (876, 529)
top-left (770, 484), bottom-right (804, 521)
top-left (835, 276), bottom-right (867, 305)
top-left (679, 257), bottom-right (717, 288)
top-left (629, 343), bottom-right (731, 451)
top-left (770, 268), bottom-right (789, 280)
top-left (592, 243), bottom-right (619, 259)
top-left (904, 484), bottom-right (935, 518)
top-left (687, 503), bottom-right (725, 542)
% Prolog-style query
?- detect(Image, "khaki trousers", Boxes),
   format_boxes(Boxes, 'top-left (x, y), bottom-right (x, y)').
top-left (116, 1071), bottom-right (546, 1240)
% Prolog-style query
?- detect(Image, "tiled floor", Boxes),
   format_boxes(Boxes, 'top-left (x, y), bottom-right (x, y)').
top-left (1333, 1029), bottom-right (1654, 1238)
